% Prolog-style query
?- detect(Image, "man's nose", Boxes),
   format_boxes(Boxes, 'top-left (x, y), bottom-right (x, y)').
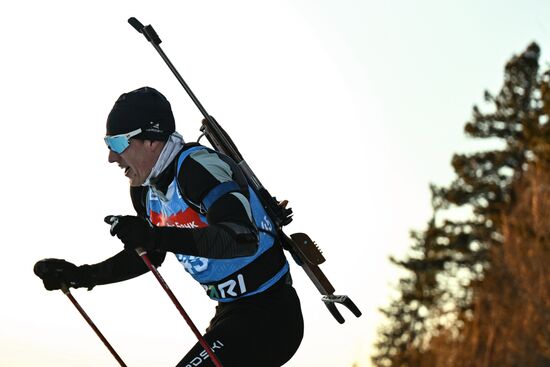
top-left (108, 149), bottom-right (119, 163)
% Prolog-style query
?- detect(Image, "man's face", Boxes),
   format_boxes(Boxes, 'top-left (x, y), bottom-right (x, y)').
top-left (108, 139), bottom-right (164, 186)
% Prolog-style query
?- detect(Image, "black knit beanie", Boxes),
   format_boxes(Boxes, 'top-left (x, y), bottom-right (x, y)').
top-left (106, 86), bottom-right (175, 140)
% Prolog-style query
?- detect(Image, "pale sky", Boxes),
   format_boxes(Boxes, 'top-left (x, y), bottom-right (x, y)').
top-left (1, 1), bottom-right (550, 366)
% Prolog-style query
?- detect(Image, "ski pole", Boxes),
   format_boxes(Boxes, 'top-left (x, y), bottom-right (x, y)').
top-left (135, 248), bottom-right (223, 367)
top-left (60, 284), bottom-right (128, 367)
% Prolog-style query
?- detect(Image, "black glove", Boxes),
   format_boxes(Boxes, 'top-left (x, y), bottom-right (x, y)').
top-left (33, 259), bottom-right (90, 291)
top-left (105, 215), bottom-right (157, 252)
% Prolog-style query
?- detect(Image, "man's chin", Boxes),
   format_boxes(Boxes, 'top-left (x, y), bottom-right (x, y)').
top-left (129, 177), bottom-right (144, 187)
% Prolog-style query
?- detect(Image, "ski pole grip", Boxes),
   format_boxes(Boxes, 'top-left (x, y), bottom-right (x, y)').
top-left (60, 282), bottom-right (70, 295)
top-left (135, 247), bottom-right (147, 256)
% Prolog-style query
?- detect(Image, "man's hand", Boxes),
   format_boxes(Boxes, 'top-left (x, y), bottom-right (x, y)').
top-left (33, 259), bottom-right (85, 291)
top-left (105, 215), bottom-right (157, 252)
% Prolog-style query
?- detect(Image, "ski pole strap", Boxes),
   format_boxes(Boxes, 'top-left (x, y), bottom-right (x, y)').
top-left (321, 295), bottom-right (362, 324)
top-left (61, 285), bottom-right (128, 367)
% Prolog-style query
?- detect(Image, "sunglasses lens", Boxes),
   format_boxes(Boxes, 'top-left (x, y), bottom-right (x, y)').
top-left (104, 135), bottom-right (129, 154)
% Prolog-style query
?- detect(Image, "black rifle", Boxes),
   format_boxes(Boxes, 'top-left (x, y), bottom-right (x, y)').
top-left (128, 17), bottom-right (361, 323)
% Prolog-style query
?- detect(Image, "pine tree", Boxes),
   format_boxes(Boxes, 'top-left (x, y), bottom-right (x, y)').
top-left (373, 43), bottom-right (543, 366)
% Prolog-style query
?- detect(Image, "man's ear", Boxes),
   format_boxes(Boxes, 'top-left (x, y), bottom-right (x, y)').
top-left (146, 140), bottom-right (165, 152)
